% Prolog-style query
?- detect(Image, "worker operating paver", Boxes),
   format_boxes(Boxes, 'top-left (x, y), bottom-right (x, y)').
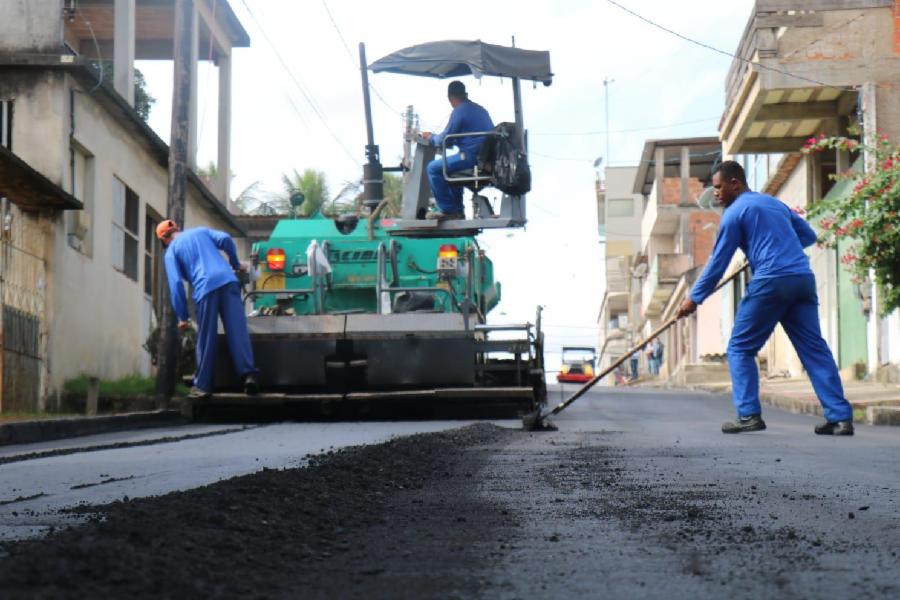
top-left (677, 161), bottom-right (854, 436)
top-left (421, 80), bottom-right (494, 220)
top-left (157, 220), bottom-right (258, 399)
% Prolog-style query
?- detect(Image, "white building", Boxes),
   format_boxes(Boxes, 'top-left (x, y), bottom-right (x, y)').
top-left (0, 0), bottom-right (250, 410)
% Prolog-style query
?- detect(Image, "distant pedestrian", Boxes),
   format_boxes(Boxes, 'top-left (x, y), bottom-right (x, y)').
top-left (158, 220), bottom-right (259, 399)
top-left (652, 339), bottom-right (664, 373)
top-left (629, 352), bottom-right (639, 381)
top-left (677, 161), bottom-right (853, 435)
top-left (646, 345), bottom-right (657, 376)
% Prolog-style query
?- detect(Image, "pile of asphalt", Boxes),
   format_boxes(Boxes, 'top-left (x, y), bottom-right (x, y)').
top-left (0, 423), bottom-right (517, 599)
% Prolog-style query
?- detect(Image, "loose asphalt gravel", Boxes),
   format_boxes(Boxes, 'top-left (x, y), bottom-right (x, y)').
top-left (0, 386), bottom-right (897, 599)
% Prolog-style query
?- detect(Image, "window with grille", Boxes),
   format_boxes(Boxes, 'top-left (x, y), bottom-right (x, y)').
top-left (67, 142), bottom-right (94, 255)
top-left (112, 177), bottom-right (139, 281)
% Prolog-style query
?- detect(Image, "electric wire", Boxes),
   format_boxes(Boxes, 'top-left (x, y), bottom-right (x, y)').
top-left (530, 116), bottom-right (719, 137)
top-left (76, 7), bottom-right (104, 93)
top-left (320, 0), bottom-right (404, 117)
top-left (239, 0), bottom-right (360, 165)
top-left (604, 0), bottom-right (856, 92)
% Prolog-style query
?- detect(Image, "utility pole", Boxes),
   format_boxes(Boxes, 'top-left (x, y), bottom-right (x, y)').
top-left (156, 0), bottom-right (194, 407)
top-left (603, 77), bottom-right (614, 165)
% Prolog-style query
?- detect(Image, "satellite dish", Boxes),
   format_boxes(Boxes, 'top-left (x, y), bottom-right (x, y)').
top-left (631, 263), bottom-right (648, 278)
top-left (696, 187), bottom-right (720, 211)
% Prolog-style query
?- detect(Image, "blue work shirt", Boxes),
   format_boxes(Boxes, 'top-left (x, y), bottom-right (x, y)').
top-left (690, 191), bottom-right (816, 304)
top-left (164, 227), bottom-right (241, 322)
top-left (430, 100), bottom-right (494, 156)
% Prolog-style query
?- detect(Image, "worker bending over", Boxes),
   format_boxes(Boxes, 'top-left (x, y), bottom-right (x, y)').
top-left (157, 220), bottom-right (258, 399)
top-left (677, 161), bottom-right (853, 436)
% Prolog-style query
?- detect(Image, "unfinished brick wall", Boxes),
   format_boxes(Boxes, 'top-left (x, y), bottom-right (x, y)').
top-left (687, 212), bottom-right (720, 265)
top-left (894, 0), bottom-right (900, 55)
top-left (661, 177), bottom-right (704, 205)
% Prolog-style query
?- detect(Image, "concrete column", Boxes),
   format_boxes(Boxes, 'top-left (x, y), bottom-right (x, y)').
top-left (187, 1), bottom-right (199, 169)
top-left (216, 54), bottom-right (232, 205)
top-left (680, 145), bottom-right (690, 205)
top-left (113, 0), bottom-right (135, 105)
top-left (654, 146), bottom-right (665, 206)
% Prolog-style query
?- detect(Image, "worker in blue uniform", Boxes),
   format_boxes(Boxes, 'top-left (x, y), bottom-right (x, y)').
top-left (157, 220), bottom-right (258, 399)
top-left (677, 161), bottom-right (854, 436)
top-left (421, 80), bottom-right (494, 220)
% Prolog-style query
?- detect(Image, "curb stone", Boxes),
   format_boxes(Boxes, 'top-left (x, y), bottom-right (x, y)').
top-left (0, 410), bottom-right (184, 446)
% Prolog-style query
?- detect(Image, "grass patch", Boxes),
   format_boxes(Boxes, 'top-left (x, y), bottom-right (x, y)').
top-left (0, 412), bottom-right (81, 423)
top-left (64, 375), bottom-right (189, 397)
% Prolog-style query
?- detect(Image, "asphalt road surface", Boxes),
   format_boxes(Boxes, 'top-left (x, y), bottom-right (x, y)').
top-left (0, 387), bottom-right (897, 599)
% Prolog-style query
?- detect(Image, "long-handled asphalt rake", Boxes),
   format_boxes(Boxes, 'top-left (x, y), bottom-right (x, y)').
top-left (522, 264), bottom-right (748, 431)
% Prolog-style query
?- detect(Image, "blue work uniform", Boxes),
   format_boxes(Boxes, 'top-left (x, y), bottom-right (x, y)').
top-left (164, 227), bottom-right (257, 393)
top-left (426, 100), bottom-right (494, 213)
top-left (690, 191), bottom-right (852, 423)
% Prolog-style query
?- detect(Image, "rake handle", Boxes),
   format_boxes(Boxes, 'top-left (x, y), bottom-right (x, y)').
top-left (547, 263), bottom-right (749, 418)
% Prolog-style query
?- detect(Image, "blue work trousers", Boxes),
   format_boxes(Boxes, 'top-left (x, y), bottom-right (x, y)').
top-left (728, 274), bottom-right (852, 422)
top-left (194, 282), bottom-right (257, 392)
top-left (426, 151), bottom-right (478, 213)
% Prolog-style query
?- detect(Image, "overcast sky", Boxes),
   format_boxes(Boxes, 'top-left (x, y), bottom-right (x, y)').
top-left (138, 0), bottom-right (755, 371)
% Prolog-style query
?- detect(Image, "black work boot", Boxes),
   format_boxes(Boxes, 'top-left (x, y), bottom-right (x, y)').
top-left (243, 374), bottom-right (259, 396)
top-left (721, 414), bottom-right (766, 434)
top-left (814, 420), bottom-right (854, 436)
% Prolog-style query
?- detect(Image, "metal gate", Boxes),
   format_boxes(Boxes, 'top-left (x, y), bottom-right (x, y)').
top-left (1, 238), bottom-right (46, 413)
top-left (2, 305), bottom-right (40, 412)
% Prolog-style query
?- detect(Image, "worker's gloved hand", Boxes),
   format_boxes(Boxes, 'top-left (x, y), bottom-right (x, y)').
top-left (677, 299), bottom-right (697, 319)
top-left (178, 319), bottom-right (192, 331)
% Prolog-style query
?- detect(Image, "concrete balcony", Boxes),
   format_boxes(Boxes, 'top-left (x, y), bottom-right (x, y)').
top-left (642, 253), bottom-right (691, 318)
top-left (720, 1), bottom-right (899, 155)
top-left (634, 138), bottom-right (721, 249)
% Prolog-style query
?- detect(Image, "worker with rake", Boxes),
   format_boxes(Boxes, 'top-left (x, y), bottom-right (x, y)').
top-left (677, 161), bottom-right (854, 436)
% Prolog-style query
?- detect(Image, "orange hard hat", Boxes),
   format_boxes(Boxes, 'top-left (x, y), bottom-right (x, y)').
top-left (156, 219), bottom-right (179, 241)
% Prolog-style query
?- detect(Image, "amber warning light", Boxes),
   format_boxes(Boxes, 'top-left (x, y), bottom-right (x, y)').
top-left (438, 244), bottom-right (458, 259)
top-left (266, 248), bottom-right (286, 271)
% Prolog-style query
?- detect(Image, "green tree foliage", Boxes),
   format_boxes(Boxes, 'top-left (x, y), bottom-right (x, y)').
top-left (133, 68), bottom-right (156, 121)
top-left (804, 133), bottom-right (900, 314)
top-left (88, 61), bottom-right (156, 121)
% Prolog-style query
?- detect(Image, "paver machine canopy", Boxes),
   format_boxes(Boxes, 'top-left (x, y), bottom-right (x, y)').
top-left (361, 39), bottom-right (553, 235)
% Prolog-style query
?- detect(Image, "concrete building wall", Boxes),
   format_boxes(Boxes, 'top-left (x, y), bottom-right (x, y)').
top-left (0, 0), bottom-right (63, 53)
top-left (696, 292), bottom-right (723, 358)
top-left (760, 158), bottom-right (807, 377)
top-left (1, 71), bottom-right (68, 183)
top-left (5, 71), bottom-right (243, 396)
top-left (603, 167), bottom-right (643, 257)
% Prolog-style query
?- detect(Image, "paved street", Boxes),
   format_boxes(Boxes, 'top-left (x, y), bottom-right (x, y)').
top-left (0, 419), bottom-right (513, 542)
top-left (485, 386), bottom-right (900, 598)
top-left (1, 387), bottom-right (898, 598)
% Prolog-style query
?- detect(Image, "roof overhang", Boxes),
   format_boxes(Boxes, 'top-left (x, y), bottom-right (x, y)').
top-left (719, 71), bottom-right (858, 155)
top-left (0, 145), bottom-right (82, 210)
top-left (633, 137), bottom-right (721, 196)
top-left (0, 57), bottom-right (243, 233)
top-left (69, 0), bottom-right (249, 61)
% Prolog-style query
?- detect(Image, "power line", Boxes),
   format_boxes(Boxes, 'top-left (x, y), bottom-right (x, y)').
top-left (532, 149), bottom-right (722, 165)
top-left (604, 0), bottom-right (855, 92)
top-left (530, 116), bottom-right (719, 137)
top-left (319, 0), bottom-right (404, 117)
top-left (239, 0), bottom-right (359, 165)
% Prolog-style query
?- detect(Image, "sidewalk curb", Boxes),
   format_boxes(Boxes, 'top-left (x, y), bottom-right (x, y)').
top-left (662, 382), bottom-right (900, 425)
top-left (0, 410), bottom-right (184, 446)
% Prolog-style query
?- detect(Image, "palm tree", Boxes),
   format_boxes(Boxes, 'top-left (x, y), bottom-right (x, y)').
top-left (382, 173), bottom-right (403, 216)
top-left (278, 168), bottom-right (329, 217)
